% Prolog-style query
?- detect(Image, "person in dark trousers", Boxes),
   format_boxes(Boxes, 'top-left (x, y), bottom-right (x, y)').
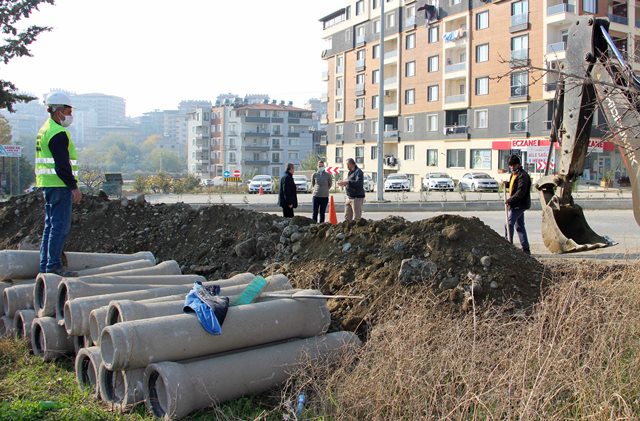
top-left (278, 163), bottom-right (297, 218)
top-left (311, 160), bottom-right (332, 223)
top-left (338, 158), bottom-right (365, 221)
top-left (35, 92), bottom-right (82, 276)
top-left (505, 154), bottom-right (531, 254)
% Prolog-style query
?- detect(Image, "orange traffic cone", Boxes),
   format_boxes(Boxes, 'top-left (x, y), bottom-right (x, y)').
top-left (259, 184), bottom-right (264, 195)
top-left (328, 195), bottom-right (338, 225)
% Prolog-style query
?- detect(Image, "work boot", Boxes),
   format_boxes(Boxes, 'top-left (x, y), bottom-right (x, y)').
top-left (522, 249), bottom-right (531, 255)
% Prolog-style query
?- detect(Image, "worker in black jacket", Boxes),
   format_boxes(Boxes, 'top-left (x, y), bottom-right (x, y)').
top-left (278, 163), bottom-right (297, 218)
top-left (505, 155), bottom-right (531, 254)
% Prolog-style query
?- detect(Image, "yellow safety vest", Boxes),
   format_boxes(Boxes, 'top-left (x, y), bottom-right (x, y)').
top-left (35, 118), bottom-right (78, 187)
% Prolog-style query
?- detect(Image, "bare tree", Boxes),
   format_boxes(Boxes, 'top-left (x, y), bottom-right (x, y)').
top-left (78, 165), bottom-right (104, 194)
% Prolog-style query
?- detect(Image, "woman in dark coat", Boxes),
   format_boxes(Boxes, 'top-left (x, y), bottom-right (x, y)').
top-left (278, 163), bottom-right (297, 217)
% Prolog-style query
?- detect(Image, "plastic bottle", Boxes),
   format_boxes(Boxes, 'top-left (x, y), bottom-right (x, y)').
top-left (295, 392), bottom-right (306, 417)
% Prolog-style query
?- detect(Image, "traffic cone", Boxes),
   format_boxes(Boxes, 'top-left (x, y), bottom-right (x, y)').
top-left (328, 195), bottom-right (338, 225)
top-left (259, 184), bottom-right (264, 195)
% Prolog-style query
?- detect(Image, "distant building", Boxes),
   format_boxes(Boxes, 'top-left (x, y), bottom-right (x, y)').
top-left (0, 98), bottom-right (47, 142)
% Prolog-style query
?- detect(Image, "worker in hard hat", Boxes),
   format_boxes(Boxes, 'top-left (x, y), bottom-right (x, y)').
top-left (35, 91), bottom-right (82, 275)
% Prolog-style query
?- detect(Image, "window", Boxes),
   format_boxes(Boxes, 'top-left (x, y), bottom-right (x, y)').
top-left (511, 71), bottom-right (528, 96)
top-left (357, 49), bottom-right (365, 61)
top-left (405, 116), bottom-right (414, 132)
top-left (373, 0), bottom-right (379, 8)
top-left (404, 145), bottom-right (415, 160)
top-left (371, 146), bottom-right (378, 159)
top-left (372, 69), bottom-right (380, 84)
top-left (356, 0), bottom-right (364, 15)
top-left (475, 77), bottom-right (489, 95)
top-left (447, 149), bottom-right (466, 168)
top-left (386, 12), bottom-right (395, 28)
top-left (426, 149), bottom-right (438, 166)
top-left (427, 114), bottom-right (438, 132)
top-left (373, 44), bottom-right (380, 58)
top-left (229, 152), bottom-right (236, 163)
top-left (428, 26), bottom-right (439, 43)
top-left (476, 44), bottom-right (489, 62)
top-left (372, 120), bottom-right (378, 134)
top-left (405, 89), bottom-right (415, 105)
top-left (373, 19), bottom-right (381, 34)
top-left (336, 77), bottom-right (343, 95)
top-left (345, 30), bottom-right (351, 42)
top-left (355, 97), bottom-right (365, 111)
top-left (512, 0), bottom-right (528, 16)
top-left (335, 147), bottom-right (343, 163)
top-left (356, 122), bottom-right (364, 134)
top-left (428, 55), bottom-right (439, 72)
top-left (510, 106), bottom-right (528, 132)
top-left (470, 149), bottom-right (491, 169)
top-left (406, 33), bottom-right (416, 49)
top-left (372, 95), bottom-right (379, 109)
top-left (336, 124), bottom-right (344, 137)
top-left (511, 35), bottom-right (529, 60)
top-left (355, 146), bottom-right (364, 163)
top-left (356, 73), bottom-right (365, 86)
top-left (336, 56), bottom-right (344, 73)
top-left (476, 11), bottom-right (489, 29)
top-left (583, 0), bottom-right (596, 13)
top-left (335, 100), bottom-right (343, 118)
top-left (272, 152), bottom-right (280, 163)
top-left (427, 85), bottom-right (439, 102)
top-left (475, 109), bottom-right (488, 128)
top-left (405, 61), bottom-right (416, 77)
top-left (356, 25), bottom-right (366, 41)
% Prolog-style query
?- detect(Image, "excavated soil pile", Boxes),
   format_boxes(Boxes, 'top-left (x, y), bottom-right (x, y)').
top-left (0, 192), bottom-right (544, 335)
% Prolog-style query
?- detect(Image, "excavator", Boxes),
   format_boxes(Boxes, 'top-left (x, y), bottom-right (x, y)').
top-left (536, 15), bottom-right (640, 253)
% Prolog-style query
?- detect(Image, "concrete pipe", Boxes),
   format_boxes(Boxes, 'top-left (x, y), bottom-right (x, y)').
top-left (75, 346), bottom-right (103, 398)
top-left (0, 279), bottom-right (35, 315)
top-left (0, 250), bottom-right (155, 281)
top-left (91, 277), bottom-right (294, 345)
top-left (31, 316), bottom-right (74, 361)
top-left (99, 363), bottom-right (145, 408)
top-left (144, 331), bottom-right (362, 420)
top-left (0, 315), bottom-right (14, 337)
top-left (101, 289), bottom-right (330, 371)
top-left (35, 260), bottom-right (182, 319)
top-left (66, 273), bottom-right (258, 339)
top-left (13, 309), bottom-right (37, 343)
top-left (3, 282), bottom-right (35, 318)
top-left (73, 335), bottom-right (92, 354)
top-left (73, 258), bottom-right (156, 277)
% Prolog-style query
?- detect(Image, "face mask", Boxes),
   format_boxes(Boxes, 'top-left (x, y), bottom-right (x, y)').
top-left (59, 113), bottom-right (73, 127)
top-left (319, 167), bottom-right (325, 172)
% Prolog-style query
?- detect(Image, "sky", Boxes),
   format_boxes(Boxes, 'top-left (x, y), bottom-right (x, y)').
top-left (3, 0), bottom-right (346, 117)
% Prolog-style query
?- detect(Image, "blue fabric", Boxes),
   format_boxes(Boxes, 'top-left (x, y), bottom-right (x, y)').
top-left (505, 207), bottom-right (530, 252)
top-left (184, 282), bottom-right (227, 335)
top-left (39, 187), bottom-right (72, 273)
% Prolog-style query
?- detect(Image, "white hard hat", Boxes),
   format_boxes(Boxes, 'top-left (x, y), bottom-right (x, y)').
top-left (46, 92), bottom-right (73, 107)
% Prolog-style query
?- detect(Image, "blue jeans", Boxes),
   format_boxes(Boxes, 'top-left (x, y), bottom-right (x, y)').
top-left (312, 196), bottom-right (329, 223)
top-left (39, 187), bottom-right (72, 273)
top-left (505, 207), bottom-right (530, 252)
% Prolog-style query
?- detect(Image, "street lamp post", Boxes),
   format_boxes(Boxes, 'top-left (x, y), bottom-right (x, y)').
top-left (376, 0), bottom-right (386, 201)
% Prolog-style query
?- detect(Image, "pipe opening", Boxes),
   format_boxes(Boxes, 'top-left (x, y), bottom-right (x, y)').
top-left (79, 355), bottom-right (95, 389)
top-left (0, 317), bottom-right (8, 336)
top-left (89, 315), bottom-right (99, 344)
top-left (32, 323), bottom-right (44, 355)
top-left (101, 330), bottom-right (115, 366)
top-left (107, 306), bottom-right (120, 327)
top-left (56, 284), bottom-right (68, 320)
top-left (63, 302), bottom-right (72, 331)
top-left (15, 315), bottom-right (24, 339)
top-left (147, 370), bottom-right (167, 417)
top-left (2, 289), bottom-right (10, 316)
top-left (74, 335), bottom-right (86, 353)
top-left (35, 278), bottom-right (45, 311)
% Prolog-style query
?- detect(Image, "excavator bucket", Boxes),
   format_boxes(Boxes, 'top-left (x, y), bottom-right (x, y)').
top-left (538, 189), bottom-right (612, 254)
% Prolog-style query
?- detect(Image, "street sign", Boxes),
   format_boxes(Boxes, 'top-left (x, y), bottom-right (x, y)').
top-left (233, 169), bottom-right (241, 177)
top-left (224, 177), bottom-right (242, 182)
top-left (223, 170), bottom-right (230, 178)
top-left (326, 166), bottom-right (340, 175)
top-left (536, 161), bottom-right (555, 171)
top-left (0, 145), bottom-right (22, 157)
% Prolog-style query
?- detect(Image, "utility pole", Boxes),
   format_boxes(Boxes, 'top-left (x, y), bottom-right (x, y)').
top-left (376, 0), bottom-right (386, 201)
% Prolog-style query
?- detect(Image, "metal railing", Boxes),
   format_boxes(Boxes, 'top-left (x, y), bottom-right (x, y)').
top-left (511, 85), bottom-right (529, 96)
top-left (511, 48), bottom-right (529, 60)
top-left (510, 121), bottom-right (528, 132)
top-left (547, 3), bottom-right (575, 16)
top-left (445, 62), bottom-right (466, 73)
top-left (511, 13), bottom-right (528, 27)
top-left (547, 41), bottom-right (566, 54)
top-left (443, 125), bottom-right (469, 135)
top-left (608, 14), bottom-right (629, 25)
top-left (405, 16), bottom-right (416, 27)
top-left (445, 94), bottom-right (466, 104)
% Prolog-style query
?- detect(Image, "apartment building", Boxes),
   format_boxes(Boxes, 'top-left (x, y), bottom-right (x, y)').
top-left (320, 0), bottom-right (639, 189)
top-left (187, 103), bottom-right (315, 179)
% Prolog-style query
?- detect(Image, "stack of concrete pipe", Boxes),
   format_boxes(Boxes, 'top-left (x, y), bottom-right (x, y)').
top-left (0, 249), bottom-right (361, 419)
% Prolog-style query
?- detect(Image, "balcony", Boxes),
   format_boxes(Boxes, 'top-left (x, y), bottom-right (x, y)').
top-left (510, 13), bottom-right (529, 32)
top-left (544, 82), bottom-right (558, 92)
top-left (336, 133), bottom-right (343, 142)
top-left (547, 41), bottom-right (566, 55)
top-left (243, 159), bottom-right (270, 166)
top-left (608, 14), bottom-right (629, 25)
top-left (510, 85), bottom-right (529, 101)
top-left (288, 132), bottom-right (300, 137)
top-left (356, 107), bottom-right (365, 119)
top-left (242, 131), bottom-right (270, 137)
top-left (355, 132), bottom-right (365, 140)
top-left (384, 77), bottom-right (398, 88)
top-left (443, 125), bottom-right (470, 140)
top-left (383, 102), bottom-right (398, 116)
top-left (356, 59), bottom-right (365, 72)
top-left (336, 65), bottom-right (344, 74)
top-left (356, 34), bottom-right (366, 46)
top-left (356, 84), bottom-right (365, 96)
top-left (244, 145), bottom-right (271, 151)
top-left (405, 15), bottom-right (416, 30)
top-left (445, 94), bottom-right (466, 104)
top-left (445, 62), bottom-right (466, 73)
top-left (383, 129), bottom-right (399, 143)
top-left (384, 50), bottom-right (399, 62)
top-left (443, 30), bottom-right (467, 49)
top-left (547, 3), bottom-right (575, 16)
top-left (510, 121), bottom-right (528, 133)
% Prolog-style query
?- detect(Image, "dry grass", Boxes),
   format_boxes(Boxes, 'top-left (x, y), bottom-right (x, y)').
top-left (287, 261), bottom-right (640, 420)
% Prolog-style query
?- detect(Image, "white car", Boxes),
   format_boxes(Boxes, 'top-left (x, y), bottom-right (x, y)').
top-left (363, 174), bottom-right (375, 192)
top-left (293, 175), bottom-right (311, 193)
top-left (423, 172), bottom-right (455, 191)
top-left (384, 173), bottom-right (411, 192)
top-left (458, 172), bottom-right (499, 192)
top-left (248, 175), bottom-right (275, 194)
top-left (200, 177), bottom-right (224, 187)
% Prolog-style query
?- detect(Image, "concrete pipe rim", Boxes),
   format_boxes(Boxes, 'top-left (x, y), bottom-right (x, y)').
top-left (99, 365), bottom-right (126, 403)
top-left (14, 313), bottom-right (24, 339)
top-left (34, 277), bottom-right (46, 314)
top-left (100, 329), bottom-right (117, 369)
top-left (106, 305), bottom-right (122, 327)
top-left (89, 314), bottom-right (100, 345)
top-left (147, 369), bottom-right (170, 418)
top-left (2, 289), bottom-right (11, 317)
top-left (56, 284), bottom-right (68, 321)
top-left (76, 352), bottom-right (97, 391)
top-left (63, 302), bottom-right (73, 333)
top-left (31, 321), bottom-right (45, 355)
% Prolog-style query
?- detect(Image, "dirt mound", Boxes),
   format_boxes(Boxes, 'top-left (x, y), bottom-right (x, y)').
top-left (0, 192), bottom-right (544, 336)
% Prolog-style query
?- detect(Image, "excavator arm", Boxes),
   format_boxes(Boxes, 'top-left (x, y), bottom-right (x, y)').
top-left (536, 16), bottom-right (640, 253)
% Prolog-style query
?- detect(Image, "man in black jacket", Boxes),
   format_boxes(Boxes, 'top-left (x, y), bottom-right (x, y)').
top-left (338, 158), bottom-right (365, 221)
top-left (505, 155), bottom-right (531, 254)
top-left (278, 163), bottom-right (297, 217)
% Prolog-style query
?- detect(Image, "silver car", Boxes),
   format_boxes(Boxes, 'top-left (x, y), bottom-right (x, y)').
top-left (458, 172), bottom-right (499, 192)
top-left (363, 174), bottom-right (375, 192)
top-left (248, 175), bottom-right (275, 193)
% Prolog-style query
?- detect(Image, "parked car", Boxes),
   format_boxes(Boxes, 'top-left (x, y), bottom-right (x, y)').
top-left (200, 176), bottom-right (224, 187)
top-left (422, 172), bottom-right (455, 191)
top-left (384, 173), bottom-right (411, 192)
top-left (363, 174), bottom-right (375, 192)
top-left (458, 172), bottom-right (499, 192)
top-left (248, 175), bottom-right (275, 194)
top-left (293, 175), bottom-right (311, 193)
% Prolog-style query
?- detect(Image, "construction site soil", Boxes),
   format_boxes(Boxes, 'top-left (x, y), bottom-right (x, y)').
top-left (0, 192), bottom-right (544, 337)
